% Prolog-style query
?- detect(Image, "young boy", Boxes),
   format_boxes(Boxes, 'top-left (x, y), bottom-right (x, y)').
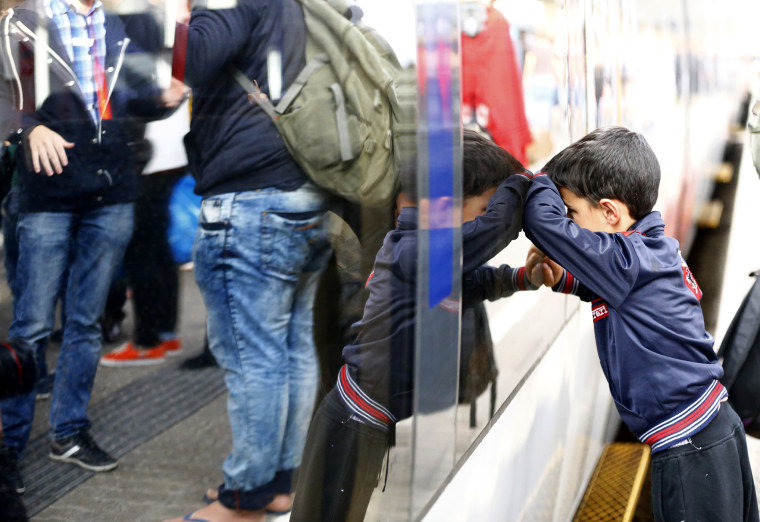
top-left (290, 130), bottom-right (538, 522)
top-left (523, 126), bottom-right (759, 521)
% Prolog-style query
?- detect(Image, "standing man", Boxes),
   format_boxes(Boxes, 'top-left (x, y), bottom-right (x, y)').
top-left (166, 1), bottom-right (332, 520)
top-left (0, 0), bottom-right (186, 494)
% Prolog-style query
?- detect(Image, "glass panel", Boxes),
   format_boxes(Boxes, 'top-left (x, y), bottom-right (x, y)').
top-left (412, 2), bottom-right (462, 518)
top-left (453, 0), bottom-right (578, 459)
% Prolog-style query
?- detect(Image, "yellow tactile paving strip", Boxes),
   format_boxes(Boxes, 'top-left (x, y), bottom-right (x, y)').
top-left (573, 443), bottom-right (651, 522)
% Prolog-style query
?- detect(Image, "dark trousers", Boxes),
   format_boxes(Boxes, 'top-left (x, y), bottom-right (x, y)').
top-left (106, 173), bottom-right (181, 347)
top-left (651, 402), bottom-right (759, 522)
top-left (291, 389), bottom-right (390, 522)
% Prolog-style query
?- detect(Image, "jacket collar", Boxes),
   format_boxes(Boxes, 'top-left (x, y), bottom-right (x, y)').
top-left (628, 211), bottom-right (665, 237)
top-left (396, 206), bottom-right (418, 231)
top-left (10, 5), bottom-right (125, 92)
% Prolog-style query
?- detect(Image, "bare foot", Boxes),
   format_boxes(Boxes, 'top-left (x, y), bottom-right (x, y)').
top-left (163, 501), bottom-right (265, 522)
top-left (204, 489), bottom-right (292, 512)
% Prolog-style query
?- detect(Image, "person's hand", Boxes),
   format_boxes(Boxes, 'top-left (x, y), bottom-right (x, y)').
top-left (161, 77), bottom-right (190, 108)
top-left (27, 125), bottom-right (74, 176)
top-left (526, 244), bottom-right (564, 287)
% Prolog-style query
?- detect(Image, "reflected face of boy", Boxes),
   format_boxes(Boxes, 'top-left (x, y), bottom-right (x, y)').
top-left (462, 187), bottom-right (497, 223)
top-left (559, 187), bottom-right (609, 232)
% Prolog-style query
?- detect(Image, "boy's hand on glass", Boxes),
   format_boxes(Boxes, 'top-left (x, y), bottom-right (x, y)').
top-left (526, 245), bottom-right (564, 287)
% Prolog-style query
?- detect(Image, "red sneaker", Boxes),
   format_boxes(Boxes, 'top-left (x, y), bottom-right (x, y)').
top-left (100, 342), bottom-right (167, 367)
top-left (161, 338), bottom-right (183, 357)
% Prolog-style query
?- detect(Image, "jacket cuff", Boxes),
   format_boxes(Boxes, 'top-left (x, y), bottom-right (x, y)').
top-left (513, 266), bottom-right (539, 292)
top-left (552, 269), bottom-right (577, 294)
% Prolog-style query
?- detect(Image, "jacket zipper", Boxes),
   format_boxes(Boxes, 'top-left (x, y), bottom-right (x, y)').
top-left (98, 37), bottom-right (129, 144)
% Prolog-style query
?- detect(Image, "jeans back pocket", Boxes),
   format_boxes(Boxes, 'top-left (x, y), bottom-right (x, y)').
top-left (260, 210), bottom-right (330, 278)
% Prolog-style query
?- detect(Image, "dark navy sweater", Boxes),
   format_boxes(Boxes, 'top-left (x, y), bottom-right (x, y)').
top-left (183, 0), bottom-right (308, 196)
top-left (523, 174), bottom-right (725, 452)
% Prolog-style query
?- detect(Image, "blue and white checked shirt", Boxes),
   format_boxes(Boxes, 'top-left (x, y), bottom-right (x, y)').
top-left (45, 0), bottom-right (106, 124)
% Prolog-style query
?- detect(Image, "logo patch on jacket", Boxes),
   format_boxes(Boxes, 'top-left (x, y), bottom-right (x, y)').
top-left (592, 299), bottom-right (609, 322)
top-left (680, 254), bottom-right (702, 301)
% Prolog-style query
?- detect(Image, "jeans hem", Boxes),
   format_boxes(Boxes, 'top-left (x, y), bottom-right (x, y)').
top-left (218, 469), bottom-right (294, 510)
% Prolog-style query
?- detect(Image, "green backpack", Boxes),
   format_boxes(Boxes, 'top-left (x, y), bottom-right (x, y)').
top-left (232, 0), bottom-right (416, 207)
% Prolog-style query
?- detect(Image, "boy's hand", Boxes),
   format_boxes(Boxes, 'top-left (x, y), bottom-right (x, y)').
top-left (526, 245), bottom-right (564, 287)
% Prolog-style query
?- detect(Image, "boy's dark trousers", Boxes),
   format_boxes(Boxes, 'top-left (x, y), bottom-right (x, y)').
top-left (651, 402), bottom-right (759, 522)
top-left (291, 389), bottom-right (390, 522)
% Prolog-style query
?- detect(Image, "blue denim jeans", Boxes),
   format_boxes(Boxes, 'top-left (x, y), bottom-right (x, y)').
top-left (2, 187), bottom-right (53, 394)
top-left (0, 203), bottom-right (134, 454)
top-left (193, 183), bottom-right (331, 510)
top-left (2, 186), bottom-right (20, 301)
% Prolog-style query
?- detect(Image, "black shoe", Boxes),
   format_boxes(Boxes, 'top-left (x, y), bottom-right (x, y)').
top-left (50, 431), bottom-right (118, 472)
top-left (0, 447), bottom-right (24, 494)
top-left (35, 370), bottom-right (55, 401)
top-left (180, 348), bottom-right (218, 370)
top-left (101, 315), bottom-right (123, 344)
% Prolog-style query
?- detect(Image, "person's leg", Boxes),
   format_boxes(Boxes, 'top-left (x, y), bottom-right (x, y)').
top-left (193, 184), bottom-right (330, 511)
top-left (129, 173), bottom-right (180, 348)
top-left (101, 271), bottom-right (128, 343)
top-left (49, 203), bottom-right (133, 442)
top-left (2, 187), bottom-right (20, 302)
top-left (277, 247), bottom-right (331, 485)
top-left (651, 403), bottom-right (760, 522)
top-left (291, 391), bottom-right (390, 522)
top-left (1, 211), bottom-right (74, 454)
top-left (101, 176), bottom-right (181, 365)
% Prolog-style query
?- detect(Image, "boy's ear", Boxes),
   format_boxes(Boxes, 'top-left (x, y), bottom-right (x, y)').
top-left (599, 198), bottom-right (622, 226)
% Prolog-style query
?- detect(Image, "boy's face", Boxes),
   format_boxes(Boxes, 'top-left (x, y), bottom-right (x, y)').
top-left (462, 187), bottom-right (497, 223)
top-left (559, 187), bottom-right (610, 232)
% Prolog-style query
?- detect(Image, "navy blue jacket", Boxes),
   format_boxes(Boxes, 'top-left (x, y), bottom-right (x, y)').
top-left (0, 6), bottom-right (169, 212)
top-left (183, 0), bottom-right (308, 197)
top-left (338, 173), bottom-right (534, 425)
top-left (524, 174), bottom-right (725, 452)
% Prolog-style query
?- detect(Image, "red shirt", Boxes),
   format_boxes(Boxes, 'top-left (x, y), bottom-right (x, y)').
top-left (461, 8), bottom-right (531, 165)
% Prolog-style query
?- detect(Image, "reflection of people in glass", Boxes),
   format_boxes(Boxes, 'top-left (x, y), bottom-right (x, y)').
top-left (524, 127), bottom-right (759, 522)
top-left (290, 131), bottom-right (540, 522)
top-left (461, 2), bottom-right (531, 165)
top-left (0, 0), bottom-right (184, 493)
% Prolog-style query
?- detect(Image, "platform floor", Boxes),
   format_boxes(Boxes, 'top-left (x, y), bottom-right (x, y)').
top-left (4, 142), bottom-right (760, 521)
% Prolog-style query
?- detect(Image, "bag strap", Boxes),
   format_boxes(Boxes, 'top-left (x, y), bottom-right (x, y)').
top-left (228, 54), bottom-right (329, 119)
top-left (275, 54), bottom-right (329, 112)
top-left (228, 66), bottom-right (278, 120)
top-left (328, 82), bottom-right (354, 162)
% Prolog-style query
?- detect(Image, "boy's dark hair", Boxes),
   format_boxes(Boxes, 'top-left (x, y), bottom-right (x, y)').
top-left (463, 129), bottom-right (525, 197)
top-left (399, 129), bottom-right (525, 200)
top-left (543, 126), bottom-right (660, 220)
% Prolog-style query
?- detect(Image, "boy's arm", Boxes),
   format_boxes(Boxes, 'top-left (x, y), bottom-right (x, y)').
top-left (523, 175), bottom-right (640, 308)
top-left (462, 172), bottom-right (532, 273)
top-left (463, 264), bottom-right (537, 305)
top-left (549, 268), bottom-right (597, 302)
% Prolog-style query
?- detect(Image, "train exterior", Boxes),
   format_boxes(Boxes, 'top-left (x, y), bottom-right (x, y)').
top-left (359, 0), bottom-right (752, 520)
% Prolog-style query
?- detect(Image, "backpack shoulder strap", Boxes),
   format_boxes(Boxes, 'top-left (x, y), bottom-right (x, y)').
top-left (227, 65), bottom-right (278, 120)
